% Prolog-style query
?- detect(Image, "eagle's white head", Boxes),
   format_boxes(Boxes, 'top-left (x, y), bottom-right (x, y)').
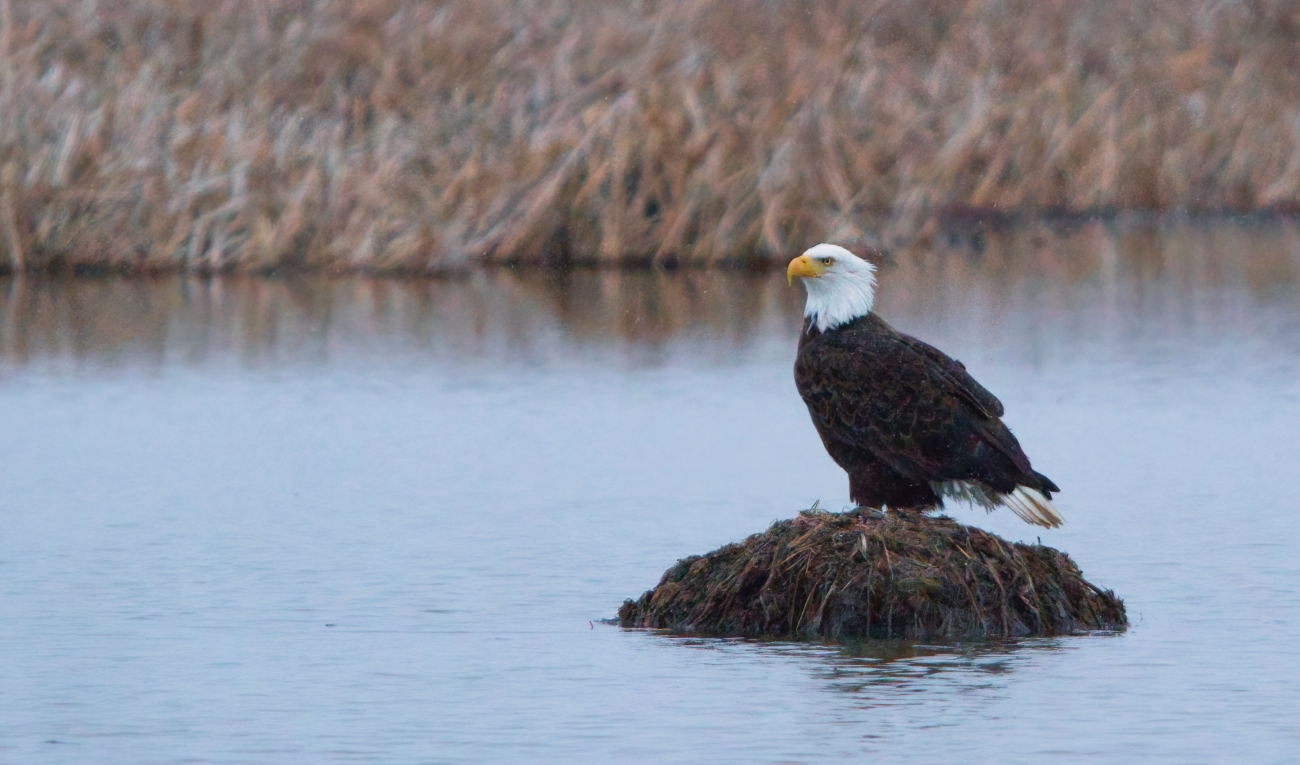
top-left (786, 243), bottom-right (877, 332)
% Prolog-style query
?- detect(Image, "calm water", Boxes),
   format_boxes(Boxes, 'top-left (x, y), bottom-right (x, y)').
top-left (2, 220), bottom-right (1300, 764)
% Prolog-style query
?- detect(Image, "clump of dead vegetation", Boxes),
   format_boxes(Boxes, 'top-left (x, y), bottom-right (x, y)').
top-left (1, 0), bottom-right (1298, 272)
top-left (620, 509), bottom-right (1126, 640)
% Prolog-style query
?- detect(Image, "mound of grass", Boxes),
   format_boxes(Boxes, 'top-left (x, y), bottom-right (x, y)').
top-left (619, 509), bottom-right (1125, 640)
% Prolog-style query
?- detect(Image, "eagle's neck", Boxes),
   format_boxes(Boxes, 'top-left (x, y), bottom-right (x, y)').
top-left (802, 273), bottom-right (876, 332)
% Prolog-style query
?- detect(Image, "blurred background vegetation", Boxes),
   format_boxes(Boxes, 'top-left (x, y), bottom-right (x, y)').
top-left (1, 0), bottom-right (1299, 273)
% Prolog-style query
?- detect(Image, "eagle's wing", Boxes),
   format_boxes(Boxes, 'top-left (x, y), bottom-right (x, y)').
top-left (796, 319), bottom-right (953, 480)
top-left (796, 316), bottom-right (1031, 481)
top-left (894, 332), bottom-right (1036, 475)
top-left (897, 333), bottom-right (1003, 419)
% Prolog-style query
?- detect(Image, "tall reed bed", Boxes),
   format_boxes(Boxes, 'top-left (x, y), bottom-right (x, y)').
top-left (1, 0), bottom-right (1298, 272)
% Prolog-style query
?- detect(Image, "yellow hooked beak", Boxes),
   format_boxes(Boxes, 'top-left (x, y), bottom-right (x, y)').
top-left (787, 254), bottom-right (827, 285)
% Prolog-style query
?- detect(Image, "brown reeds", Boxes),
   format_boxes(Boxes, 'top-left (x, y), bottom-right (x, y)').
top-left (619, 509), bottom-right (1126, 641)
top-left (1, 1), bottom-right (1299, 272)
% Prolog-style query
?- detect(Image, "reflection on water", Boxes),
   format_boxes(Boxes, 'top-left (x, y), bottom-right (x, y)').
top-left (1, 218), bottom-right (1297, 369)
top-left (669, 635), bottom-right (1065, 698)
top-left (0, 268), bottom-right (801, 369)
top-left (2, 218), bottom-right (1299, 764)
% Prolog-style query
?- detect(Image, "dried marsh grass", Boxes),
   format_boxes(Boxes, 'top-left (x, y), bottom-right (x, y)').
top-left (2, 0), bottom-right (1299, 272)
top-left (619, 509), bottom-right (1127, 640)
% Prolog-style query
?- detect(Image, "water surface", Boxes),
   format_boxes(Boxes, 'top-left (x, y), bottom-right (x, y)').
top-left (2, 220), bottom-right (1299, 763)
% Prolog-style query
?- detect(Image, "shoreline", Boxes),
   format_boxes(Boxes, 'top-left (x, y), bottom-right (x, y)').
top-left (2, 209), bottom-right (1297, 277)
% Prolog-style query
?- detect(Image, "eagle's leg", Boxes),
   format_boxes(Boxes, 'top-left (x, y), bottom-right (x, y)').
top-left (848, 459), bottom-right (939, 521)
top-left (847, 461), bottom-right (888, 512)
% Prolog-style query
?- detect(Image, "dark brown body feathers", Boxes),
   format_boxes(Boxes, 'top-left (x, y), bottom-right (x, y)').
top-left (795, 313), bottom-right (1058, 509)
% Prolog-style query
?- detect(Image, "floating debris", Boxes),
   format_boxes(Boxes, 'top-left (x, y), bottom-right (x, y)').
top-left (620, 509), bottom-right (1125, 641)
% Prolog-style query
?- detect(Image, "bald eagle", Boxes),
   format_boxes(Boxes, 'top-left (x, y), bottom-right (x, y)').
top-left (787, 244), bottom-right (1063, 528)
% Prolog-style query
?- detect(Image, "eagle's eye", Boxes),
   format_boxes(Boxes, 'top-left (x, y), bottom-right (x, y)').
top-left (820, 257), bottom-right (833, 266)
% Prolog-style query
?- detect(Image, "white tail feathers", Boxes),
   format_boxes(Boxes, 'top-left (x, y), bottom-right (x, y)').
top-left (933, 481), bottom-right (1065, 528)
top-left (933, 479), bottom-right (999, 510)
top-left (1000, 486), bottom-right (1065, 528)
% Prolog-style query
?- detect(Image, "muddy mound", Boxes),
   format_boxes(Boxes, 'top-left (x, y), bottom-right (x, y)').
top-left (619, 509), bottom-right (1125, 640)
